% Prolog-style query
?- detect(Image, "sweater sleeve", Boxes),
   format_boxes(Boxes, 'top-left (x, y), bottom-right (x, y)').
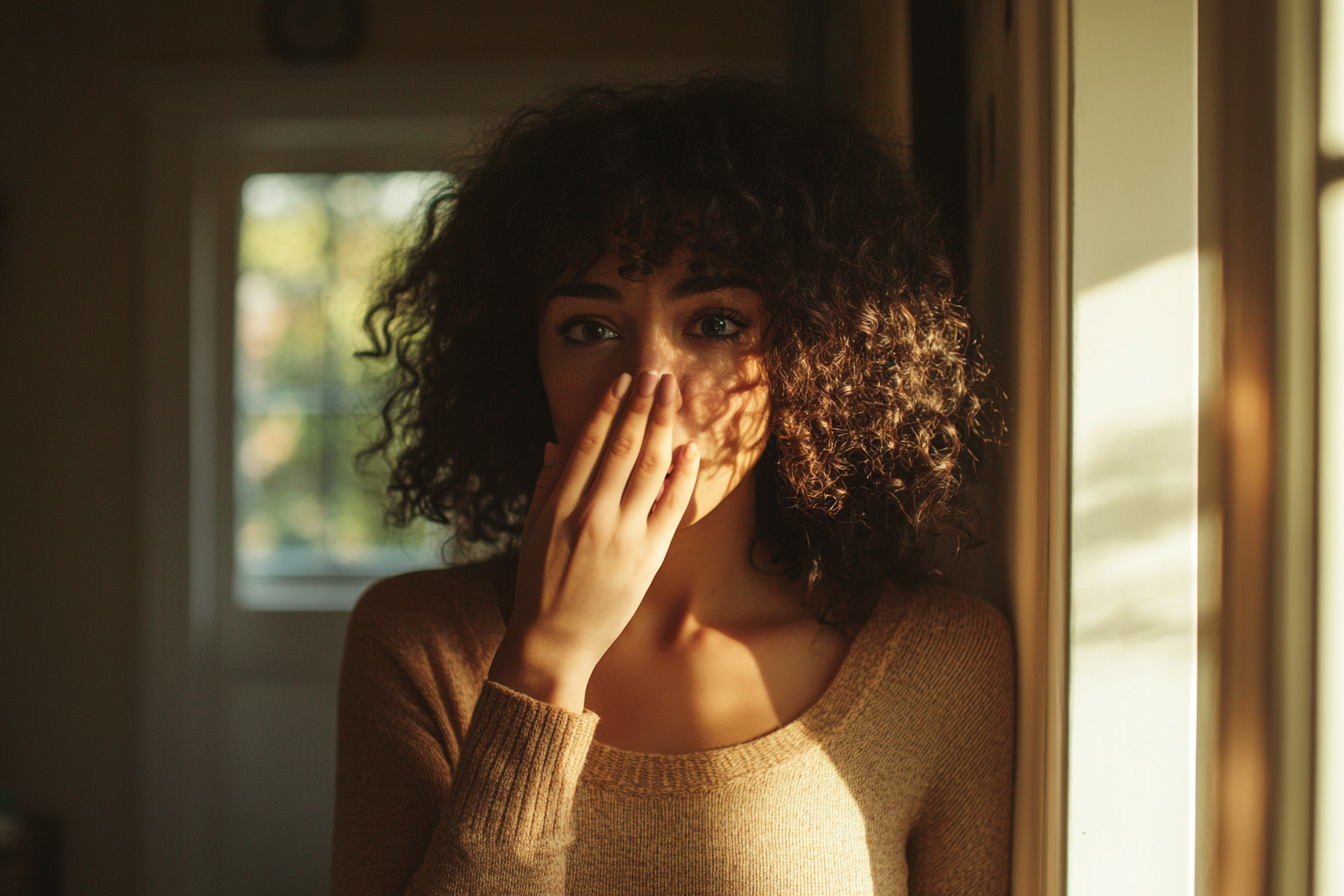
top-left (331, 578), bottom-right (598, 896)
top-left (905, 596), bottom-right (1016, 896)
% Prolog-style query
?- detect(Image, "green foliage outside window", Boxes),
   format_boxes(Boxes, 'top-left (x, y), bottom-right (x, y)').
top-left (235, 171), bottom-right (450, 590)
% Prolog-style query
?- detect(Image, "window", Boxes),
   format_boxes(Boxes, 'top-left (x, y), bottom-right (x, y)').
top-left (233, 170), bottom-right (450, 611)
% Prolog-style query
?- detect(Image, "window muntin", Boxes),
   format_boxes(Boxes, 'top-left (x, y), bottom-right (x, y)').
top-left (233, 171), bottom-right (450, 610)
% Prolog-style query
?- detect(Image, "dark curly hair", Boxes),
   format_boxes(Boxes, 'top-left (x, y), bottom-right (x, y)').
top-left (362, 74), bottom-right (995, 627)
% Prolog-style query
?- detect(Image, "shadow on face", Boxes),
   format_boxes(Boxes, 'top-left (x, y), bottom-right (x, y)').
top-left (537, 251), bottom-right (772, 524)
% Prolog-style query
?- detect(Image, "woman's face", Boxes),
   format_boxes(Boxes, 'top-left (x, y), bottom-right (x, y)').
top-left (537, 252), bottom-right (771, 526)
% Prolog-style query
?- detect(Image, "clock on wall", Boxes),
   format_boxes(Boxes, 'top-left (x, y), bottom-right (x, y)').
top-left (263, 0), bottom-right (366, 61)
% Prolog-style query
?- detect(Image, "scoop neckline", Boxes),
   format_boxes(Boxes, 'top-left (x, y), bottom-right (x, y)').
top-left (578, 583), bottom-right (921, 794)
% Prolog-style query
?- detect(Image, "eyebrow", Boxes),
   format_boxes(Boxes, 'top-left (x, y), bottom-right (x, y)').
top-left (547, 275), bottom-right (761, 304)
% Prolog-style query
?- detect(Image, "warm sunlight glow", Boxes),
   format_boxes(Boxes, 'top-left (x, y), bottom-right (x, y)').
top-left (1069, 252), bottom-right (1200, 896)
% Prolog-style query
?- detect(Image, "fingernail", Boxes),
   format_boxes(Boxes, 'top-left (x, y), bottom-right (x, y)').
top-left (614, 372), bottom-right (633, 398)
top-left (656, 373), bottom-right (675, 406)
top-left (685, 440), bottom-right (698, 461)
top-left (637, 370), bottom-right (658, 397)
top-left (543, 442), bottom-right (557, 467)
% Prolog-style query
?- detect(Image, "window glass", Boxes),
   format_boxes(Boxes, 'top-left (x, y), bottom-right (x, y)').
top-left (234, 171), bottom-right (450, 610)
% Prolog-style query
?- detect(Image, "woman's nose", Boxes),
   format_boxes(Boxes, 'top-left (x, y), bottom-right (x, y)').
top-left (624, 328), bottom-right (680, 379)
top-left (622, 329), bottom-right (691, 408)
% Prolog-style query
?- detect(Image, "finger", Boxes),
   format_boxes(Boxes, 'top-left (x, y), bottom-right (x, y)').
top-left (648, 440), bottom-right (699, 535)
top-left (621, 373), bottom-right (678, 511)
top-left (521, 442), bottom-right (559, 542)
top-left (589, 369), bottom-right (660, 502)
top-left (554, 372), bottom-right (633, 508)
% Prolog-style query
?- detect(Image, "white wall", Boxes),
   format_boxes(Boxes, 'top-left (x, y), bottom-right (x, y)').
top-left (1067, 0), bottom-right (1200, 892)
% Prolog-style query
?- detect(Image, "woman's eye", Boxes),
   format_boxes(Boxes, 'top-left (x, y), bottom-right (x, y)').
top-left (560, 319), bottom-right (619, 344)
top-left (689, 314), bottom-right (748, 340)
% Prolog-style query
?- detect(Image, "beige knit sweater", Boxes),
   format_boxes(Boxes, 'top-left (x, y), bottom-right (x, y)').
top-left (331, 556), bottom-right (1015, 896)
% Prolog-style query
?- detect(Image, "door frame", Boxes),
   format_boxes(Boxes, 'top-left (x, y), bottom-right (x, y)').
top-left (963, 0), bottom-right (1073, 891)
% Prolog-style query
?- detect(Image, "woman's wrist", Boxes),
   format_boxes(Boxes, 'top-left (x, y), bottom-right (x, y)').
top-left (488, 632), bottom-right (592, 715)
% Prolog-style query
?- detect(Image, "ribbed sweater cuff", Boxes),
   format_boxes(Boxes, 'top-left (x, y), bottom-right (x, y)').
top-left (444, 680), bottom-right (598, 844)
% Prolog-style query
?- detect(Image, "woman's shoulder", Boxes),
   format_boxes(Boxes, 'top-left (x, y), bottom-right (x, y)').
top-left (900, 583), bottom-right (1011, 645)
top-left (337, 555), bottom-right (519, 759)
top-left (347, 552), bottom-right (516, 656)
top-left (870, 581), bottom-right (1015, 693)
top-left (819, 582), bottom-right (1013, 777)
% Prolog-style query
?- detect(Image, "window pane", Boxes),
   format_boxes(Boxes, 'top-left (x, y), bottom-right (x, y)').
top-left (1317, 179), bottom-right (1344, 896)
top-left (1325, 0), bottom-right (1344, 156)
top-left (234, 171), bottom-right (451, 611)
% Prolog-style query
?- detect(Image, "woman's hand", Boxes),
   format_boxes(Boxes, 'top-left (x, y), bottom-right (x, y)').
top-left (488, 370), bottom-right (701, 713)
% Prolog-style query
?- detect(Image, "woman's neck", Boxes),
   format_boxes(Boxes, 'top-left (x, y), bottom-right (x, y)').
top-left (630, 475), bottom-right (808, 642)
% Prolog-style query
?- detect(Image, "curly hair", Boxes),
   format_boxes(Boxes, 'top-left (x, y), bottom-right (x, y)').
top-left (362, 74), bottom-right (995, 627)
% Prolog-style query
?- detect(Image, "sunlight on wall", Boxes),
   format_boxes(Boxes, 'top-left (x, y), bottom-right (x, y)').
top-left (1317, 180), bottom-right (1344, 896)
top-left (1069, 252), bottom-right (1199, 896)
top-left (1067, 0), bottom-right (1198, 891)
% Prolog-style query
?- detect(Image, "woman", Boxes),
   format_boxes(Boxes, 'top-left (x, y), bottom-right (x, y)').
top-left (333, 76), bottom-right (1013, 896)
